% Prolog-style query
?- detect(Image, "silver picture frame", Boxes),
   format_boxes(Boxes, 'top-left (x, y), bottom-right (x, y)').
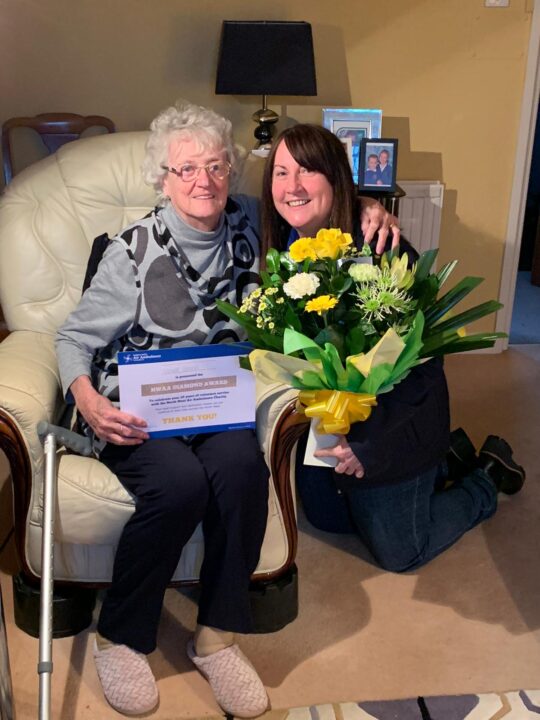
top-left (322, 108), bottom-right (383, 184)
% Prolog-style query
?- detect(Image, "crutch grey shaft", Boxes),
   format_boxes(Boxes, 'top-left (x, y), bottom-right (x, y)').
top-left (36, 421), bottom-right (92, 720)
top-left (38, 430), bottom-right (57, 720)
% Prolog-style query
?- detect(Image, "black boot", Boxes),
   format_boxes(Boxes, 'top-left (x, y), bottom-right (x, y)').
top-left (478, 435), bottom-right (525, 495)
top-left (446, 427), bottom-right (477, 481)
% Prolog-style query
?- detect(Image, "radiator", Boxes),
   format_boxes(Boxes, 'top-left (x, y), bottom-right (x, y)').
top-left (397, 181), bottom-right (444, 252)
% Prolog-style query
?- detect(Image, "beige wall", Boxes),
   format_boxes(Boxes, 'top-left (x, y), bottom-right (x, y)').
top-left (0, 0), bottom-right (533, 329)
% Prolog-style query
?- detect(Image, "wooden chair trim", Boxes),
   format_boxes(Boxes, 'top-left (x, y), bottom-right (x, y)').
top-left (0, 410), bottom-right (34, 579)
top-left (2, 113), bottom-right (116, 185)
top-left (0, 401), bottom-right (307, 588)
top-left (261, 400), bottom-right (308, 580)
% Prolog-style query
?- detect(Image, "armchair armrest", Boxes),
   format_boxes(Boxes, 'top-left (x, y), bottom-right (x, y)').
top-left (0, 330), bottom-right (64, 574)
top-left (0, 331), bottom-right (63, 461)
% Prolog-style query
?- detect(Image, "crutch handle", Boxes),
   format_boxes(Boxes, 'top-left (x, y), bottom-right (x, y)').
top-left (37, 421), bottom-right (93, 456)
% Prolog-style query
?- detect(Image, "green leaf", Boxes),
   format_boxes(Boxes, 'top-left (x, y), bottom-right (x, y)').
top-left (391, 311), bottom-right (425, 379)
top-left (345, 325), bottom-right (366, 356)
top-left (426, 300), bottom-right (503, 336)
top-left (414, 249), bottom-right (439, 281)
top-left (280, 254), bottom-right (298, 272)
top-left (266, 248), bottom-right (280, 273)
top-left (412, 275), bottom-right (440, 310)
top-left (239, 355), bottom-right (252, 371)
top-left (284, 305), bottom-right (302, 331)
top-left (420, 331), bottom-right (506, 357)
top-left (259, 270), bottom-right (273, 286)
top-left (423, 276), bottom-right (484, 327)
top-left (314, 326), bottom-right (346, 360)
top-left (283, 327), bottom-right (320, 355)
top-left (245, 327), bottom-right (284, 352)
top-left (436, 260), bottom-right (458, 288)
top-left (215, 299), bottom-right (250, 326)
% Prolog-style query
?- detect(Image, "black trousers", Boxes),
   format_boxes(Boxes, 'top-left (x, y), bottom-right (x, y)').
top-left (97, 430), bottom-right (269, 654)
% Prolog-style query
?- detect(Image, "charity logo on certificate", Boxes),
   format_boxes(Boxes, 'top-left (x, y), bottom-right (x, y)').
top-left (118, 343), bottom-right (255, 438)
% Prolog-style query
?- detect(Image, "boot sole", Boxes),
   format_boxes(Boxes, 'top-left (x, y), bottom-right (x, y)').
top-left (480, 450), bottom-right (525, 494)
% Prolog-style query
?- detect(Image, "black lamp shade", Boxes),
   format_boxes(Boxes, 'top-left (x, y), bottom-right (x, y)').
top-left (215, 21), bottom-right (317, 96)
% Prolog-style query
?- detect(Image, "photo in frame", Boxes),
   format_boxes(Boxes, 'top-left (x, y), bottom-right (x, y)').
top-left (358, 138), bottom-right (398, 193)
top-left (339, 136), bottom-right (354, 172)
top-left (322, 108), bottom-right (382, 184)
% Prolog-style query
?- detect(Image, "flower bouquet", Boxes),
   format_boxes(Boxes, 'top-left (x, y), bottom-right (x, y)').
top-left (216, 229), bottom-right (505, 464)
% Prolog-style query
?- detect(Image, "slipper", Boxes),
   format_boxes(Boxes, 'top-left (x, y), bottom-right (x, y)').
top-left (187, 639), bottom-right (269, 718)
top-left (93, 639), bottom-right (159, 716)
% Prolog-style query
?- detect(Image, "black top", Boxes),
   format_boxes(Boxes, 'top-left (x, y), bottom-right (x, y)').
top-left (334, 229), bottom-right (450, 489)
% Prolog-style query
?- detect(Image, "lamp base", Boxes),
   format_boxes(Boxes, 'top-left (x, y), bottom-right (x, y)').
top-left (251, 146), bottom-right (271, 158)
top-left (252, 106), bottom-right (279, 155)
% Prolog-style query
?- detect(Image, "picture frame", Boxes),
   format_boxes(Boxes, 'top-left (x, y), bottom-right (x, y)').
top-left (322, 108), bottom-right (382, 184)
top-left (358, 138), bottom-right (398, 193)
top-left (338, 136), bottom-right (354, 172)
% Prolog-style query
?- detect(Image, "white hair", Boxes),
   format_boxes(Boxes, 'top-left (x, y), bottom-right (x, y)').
top-left (141, 100), bottom-right (246, 202)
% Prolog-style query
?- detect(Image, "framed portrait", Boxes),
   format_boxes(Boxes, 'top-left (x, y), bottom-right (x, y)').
top-left (339, 136), bottom-right (354, 172)
top-left (358, 138), bottom-right (398, 193)
top-left (322, 108), bottom-right (382, 184)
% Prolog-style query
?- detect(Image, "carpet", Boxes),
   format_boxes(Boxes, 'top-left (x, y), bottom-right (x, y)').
top-left (200, 691), bottom-right (540, 719)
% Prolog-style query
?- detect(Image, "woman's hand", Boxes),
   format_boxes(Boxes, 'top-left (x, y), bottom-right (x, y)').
top-left (359, 196), bottom-right (401, 255)
top-left (314, 436), bottom-right (365, 479)
top-left (70, 375), bottom-right (149, 445)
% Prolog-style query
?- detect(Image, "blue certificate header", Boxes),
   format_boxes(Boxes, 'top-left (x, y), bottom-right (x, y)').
top-left (118, 342), bottom-right (253, 366)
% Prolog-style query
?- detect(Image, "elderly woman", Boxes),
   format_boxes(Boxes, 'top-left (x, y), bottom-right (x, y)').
top-left (56, 102), bottom-right (271, 718)
top-left (259, 123), bottom-right (525, 573)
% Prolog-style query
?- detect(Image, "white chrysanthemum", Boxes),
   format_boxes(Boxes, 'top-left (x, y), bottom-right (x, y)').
top-left (283, 272), bottom-right (321, 299)
top-left (348, 263), bottom-right (380, 282)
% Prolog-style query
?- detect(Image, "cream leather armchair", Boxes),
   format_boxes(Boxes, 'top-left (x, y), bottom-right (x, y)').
top-left (0, 131), bottom-right (307, 632)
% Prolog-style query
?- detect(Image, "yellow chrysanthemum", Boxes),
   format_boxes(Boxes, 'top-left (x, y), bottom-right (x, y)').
top-left (289, 237), bottom-right (318, 262)
top-left (305, 294), bottom-right (339, 315)
top-left (312, 228), bottom-right (353, 260)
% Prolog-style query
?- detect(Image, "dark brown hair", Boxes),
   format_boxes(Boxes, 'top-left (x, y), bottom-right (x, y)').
top-left (260, 123), bottom-right (357, 267)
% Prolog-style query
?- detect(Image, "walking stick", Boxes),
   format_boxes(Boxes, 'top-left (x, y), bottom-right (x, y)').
top-left (36, 421), bottom-right (91, 720)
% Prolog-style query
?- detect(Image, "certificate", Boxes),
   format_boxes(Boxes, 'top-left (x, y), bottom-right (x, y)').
top-left (118, 343), bottom-right (255, 438)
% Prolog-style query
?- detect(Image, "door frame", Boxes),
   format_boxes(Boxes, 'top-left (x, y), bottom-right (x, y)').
top-left (495, 0), bottom-right (540, 350)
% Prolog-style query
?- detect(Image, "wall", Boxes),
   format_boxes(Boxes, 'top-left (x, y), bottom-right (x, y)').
top-left (0, 0), bottom-right (533, 330)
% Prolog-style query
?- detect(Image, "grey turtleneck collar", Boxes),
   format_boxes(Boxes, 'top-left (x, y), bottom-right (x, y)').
top-left (160, 202), bottom-right (229, 278)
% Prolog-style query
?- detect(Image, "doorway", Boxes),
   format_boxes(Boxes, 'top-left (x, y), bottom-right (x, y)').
top-left (509, 101), bottom-right (540, 345)
top-left (496, 0), bottom-right (540, 349)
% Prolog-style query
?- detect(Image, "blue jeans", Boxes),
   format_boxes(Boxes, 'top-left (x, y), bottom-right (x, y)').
top-left (296, 454), bottom-right (498, 573)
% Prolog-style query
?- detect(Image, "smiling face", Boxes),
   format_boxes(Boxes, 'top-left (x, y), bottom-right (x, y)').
top-left (271, 140), bottom-right (334, 238)
top-left (162, 135), bottom-right (229, 232)
top-left (367, 155), bottom-right (378, 171)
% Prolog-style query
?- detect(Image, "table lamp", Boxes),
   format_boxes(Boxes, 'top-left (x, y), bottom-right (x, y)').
top-left (215, 20), bottom-right (317, 156)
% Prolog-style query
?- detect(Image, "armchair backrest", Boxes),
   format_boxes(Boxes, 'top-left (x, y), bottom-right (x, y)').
top-left (0, 132), bottom-right (156, 335)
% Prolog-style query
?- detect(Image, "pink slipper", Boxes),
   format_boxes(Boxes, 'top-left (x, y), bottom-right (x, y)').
top-left (93, 640), bottom-right (159, 716)
top-left (187, 639), bottom-right (269, 718)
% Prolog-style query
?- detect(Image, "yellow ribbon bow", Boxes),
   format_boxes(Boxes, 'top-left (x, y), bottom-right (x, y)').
top-left (297, 389), bottom-right (378, 435)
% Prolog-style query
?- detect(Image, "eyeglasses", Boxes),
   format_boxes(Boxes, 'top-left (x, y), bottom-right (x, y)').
top-left (161, 161), bottom-right (231, 182)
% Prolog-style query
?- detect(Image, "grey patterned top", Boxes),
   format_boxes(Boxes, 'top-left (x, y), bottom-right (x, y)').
top-left (56, 194), bottom-right (260, 452)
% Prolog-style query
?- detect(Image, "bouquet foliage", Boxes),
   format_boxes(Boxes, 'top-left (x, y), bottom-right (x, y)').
top-left (216, 229), bottom-right (505, 434)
